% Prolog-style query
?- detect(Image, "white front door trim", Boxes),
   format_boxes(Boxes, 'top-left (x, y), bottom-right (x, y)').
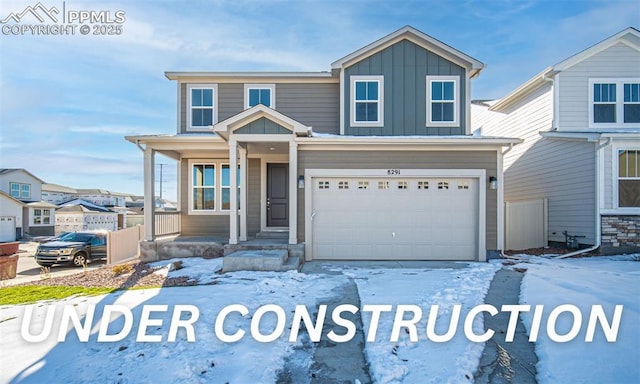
top-left (304, 168), bottom-right (487, 261)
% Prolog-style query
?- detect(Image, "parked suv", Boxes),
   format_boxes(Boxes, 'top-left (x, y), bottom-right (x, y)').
top-left (35, 232), bottom-right (107, 267)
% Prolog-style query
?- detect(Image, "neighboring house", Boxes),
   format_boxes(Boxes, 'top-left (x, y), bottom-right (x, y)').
top-left (0, 191), bottom-right (25, 241)
top-left (127, 26), bottom-right (520, 262)
top-left (75, 189), bottom-right (128, 208)
top-left (477, 27), bottom-right (640, 253)
top-left (0, 168), bottom-right (55, 237)
top-left (55, 199), bottom-right (118, 234)
top-left (42, 183), bottom-right (77, 205)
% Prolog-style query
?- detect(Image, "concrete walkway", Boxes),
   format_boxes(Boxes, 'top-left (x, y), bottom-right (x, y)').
top-left (474, 268), bottom-right (538, 383)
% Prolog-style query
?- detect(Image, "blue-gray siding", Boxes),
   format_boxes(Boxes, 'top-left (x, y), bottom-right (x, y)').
top-left (344, 39), bottom-right (466, 136)
top-left (234, 118), bottom-right (290, 134)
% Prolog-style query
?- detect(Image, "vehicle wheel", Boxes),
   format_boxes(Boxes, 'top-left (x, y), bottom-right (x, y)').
top-left (73, 253), bottom-right (88, 267)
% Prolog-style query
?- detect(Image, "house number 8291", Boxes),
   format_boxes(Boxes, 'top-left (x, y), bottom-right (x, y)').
top-left (387, 169), bottom-right (401, 175)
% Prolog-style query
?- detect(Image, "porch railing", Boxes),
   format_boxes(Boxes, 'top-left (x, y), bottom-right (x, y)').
top-left (155, 211), bottom-right (181, 237)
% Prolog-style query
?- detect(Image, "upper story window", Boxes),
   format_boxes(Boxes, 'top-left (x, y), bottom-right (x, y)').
top-left (350, 75), bottom-right (384, 127)
top-left (618, 149), bottom-right (640, 208)
top-left (187, 84), bottom-right (217, 131)
top-left (245, 84), bottom-right (275, 109)
top-left (589, 78), bottom-right (640, 128)
top-left (426, 76), bottom-right (459, 127)
top-left (10, 182), bottom-right (30, 199)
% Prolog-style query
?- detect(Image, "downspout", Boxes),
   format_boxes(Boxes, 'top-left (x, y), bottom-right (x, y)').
top-left (499, 143), bottom-right (514, 259)
top-left (135, 139), bottom-right (145, 152)
top-left (553, 136), bottom-right (611, 259)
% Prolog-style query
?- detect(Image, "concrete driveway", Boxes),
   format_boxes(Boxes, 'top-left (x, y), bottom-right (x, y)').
top-left (2, 242), bottom-right (105, 286)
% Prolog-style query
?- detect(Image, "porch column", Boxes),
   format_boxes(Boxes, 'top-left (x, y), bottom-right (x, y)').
top-left (288, 140), bottom-right (298, 245)
top-left (229, 139), bottom-right (238, 245)
top-left (239, 145), bottom-right (248, 241)
top-left (143, 147), bottom-right (155, 241)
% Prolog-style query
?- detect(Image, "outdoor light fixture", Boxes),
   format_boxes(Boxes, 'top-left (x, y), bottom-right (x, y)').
top-left (298, 175), bottom-right (305, 189)
top-left (489, 176), bottom-right (498, 190)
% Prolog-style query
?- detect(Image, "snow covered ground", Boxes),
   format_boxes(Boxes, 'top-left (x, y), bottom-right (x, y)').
top-left (1, 255), bottom-right (638, 383)
top-left (514, 254), bottom-right (640, 384)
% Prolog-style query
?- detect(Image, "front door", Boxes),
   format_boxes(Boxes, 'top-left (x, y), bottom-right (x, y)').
top-left (267, 163), bottom-right (289, 227)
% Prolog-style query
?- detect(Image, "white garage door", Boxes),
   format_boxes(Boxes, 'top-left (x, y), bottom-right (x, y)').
top-left (0, 217), bottom-right (16, 242)
top-left (311, 177), bottom-right (478, 260)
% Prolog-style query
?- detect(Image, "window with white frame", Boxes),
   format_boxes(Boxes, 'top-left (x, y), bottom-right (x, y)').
top-left (33, 209), bottom-right (51, 225)
top-left (190, 161), bottom-right (242, 213)
top-left (192, 164), bottom-right (215, 211)
top-left (221, 164), bottom-right (241, 210)
top-left (9, 182), bottom-right (30, 199)
top-left (188, 84), bottom-right (217, 130)
top-left (245, 84), bottom-right (275, 109)
top-left (350, 76), bottom-right (384, 126)
top-left (426, 76), bottom-right (459, 126)
top-left (589, 79), bottom-right (640, 127)
top-left (618, 149), bottom-right (640, 208)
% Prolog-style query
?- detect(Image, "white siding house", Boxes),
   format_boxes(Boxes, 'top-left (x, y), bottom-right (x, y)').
top-left (0, 169), bottom-right (55, 237)
top-left (476, 27), bottom-right (640, 253)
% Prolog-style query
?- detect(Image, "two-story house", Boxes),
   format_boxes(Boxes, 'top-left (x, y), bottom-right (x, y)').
top-left (127, 26), bottom-right (520, 263)
top-left (0, 168), bottom-right (56, 239)
top-left (477, 27), bottom-right (640, 254)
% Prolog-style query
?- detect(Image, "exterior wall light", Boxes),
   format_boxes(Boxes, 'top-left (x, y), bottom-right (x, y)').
top-left (489, 176), bottom-right (498, 190)
top-left (298, 175), bottom-right (305, 189)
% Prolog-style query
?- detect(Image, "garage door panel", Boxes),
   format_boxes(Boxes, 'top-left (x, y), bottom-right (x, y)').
top-left (312, 177), bottom-right (478, 261)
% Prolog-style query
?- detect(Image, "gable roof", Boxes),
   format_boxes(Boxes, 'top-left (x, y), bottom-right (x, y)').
top-left (491, 27), bottom-right (640, 112)
top-left (58, 198), bottom-right (112, 212)
top-left (0, 190), bottom-right (26, 207)
top-left (42, 183), bottom-right (77, 194)
top-left (331, 26), bottom-right (485, 78)
top-left (0, 168), bottom-right (45, 184)
top-left (213, 104), bottom-right (312, 140)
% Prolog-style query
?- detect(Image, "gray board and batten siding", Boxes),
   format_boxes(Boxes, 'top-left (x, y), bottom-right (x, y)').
top-left (343, 39), bottom-right (466, 136)
top-left (180, 83), bottom-right (339, 135)
top-left (296, 150), bottom-right (498, 249)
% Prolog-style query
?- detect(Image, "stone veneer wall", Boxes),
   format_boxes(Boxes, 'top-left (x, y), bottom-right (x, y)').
top-left (601, 215), bottom-right (640, 254)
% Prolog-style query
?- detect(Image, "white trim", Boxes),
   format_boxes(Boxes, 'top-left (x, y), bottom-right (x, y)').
top-left (176, 81), bottom-right (181, 133)
top-left (239, 146), bottom-right (248, 241)
top-left (304, 168), bottom-right (486, 261)
top-left (229, 141), bottom-right (238, 244)
top-left (611, 142), bottom-right (640, 212)
top-left (260, 156), bottom-right (289, 232)
top-left (244, 83), bottom-right (276, 109)
top-left (213, 104), bottom-right (311, 139)
top-left (143, 147), bottom-right (155, 241)
top-left (186, 83), bottom-right (218, 132)
top-left (9, 182), bottom-right (31, 200)
top-left (465, 71), bottom-right (471, 135)
top-left (496, 150), bottom-right (504, 251)
top-left (349, 75), bottom-right (384, 127)
top-left (553, 30), bottom-right (640, 71)
top-left (588, 78), bottom-right (640, 129)
top-left (331, 26), bottom-right (485, 73)
top-left (187, 159), bottom-right (245, 216)
top-left (339, 68), bottom-right (345, 135)
top-left (426, 75), bottom-right (459, 127)
top-left (288, 141), bottom-right (298, 245)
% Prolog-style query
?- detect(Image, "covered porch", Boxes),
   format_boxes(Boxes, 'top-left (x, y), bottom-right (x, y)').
top-left (125, 105), bottom-right (311, 264)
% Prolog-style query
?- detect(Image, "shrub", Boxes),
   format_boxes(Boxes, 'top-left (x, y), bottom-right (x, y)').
top-left (112, 263), bottom-right (134, 276)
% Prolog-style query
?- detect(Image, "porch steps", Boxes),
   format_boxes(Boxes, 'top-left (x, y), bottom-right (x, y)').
top-left (222, 241), bottom-right (304, 272)
top-left (255, 231), bottom-right (289, 239)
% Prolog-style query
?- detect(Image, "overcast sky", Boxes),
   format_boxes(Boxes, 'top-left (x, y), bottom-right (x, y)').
top-left (1, 0), bottom-right (638, 201)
